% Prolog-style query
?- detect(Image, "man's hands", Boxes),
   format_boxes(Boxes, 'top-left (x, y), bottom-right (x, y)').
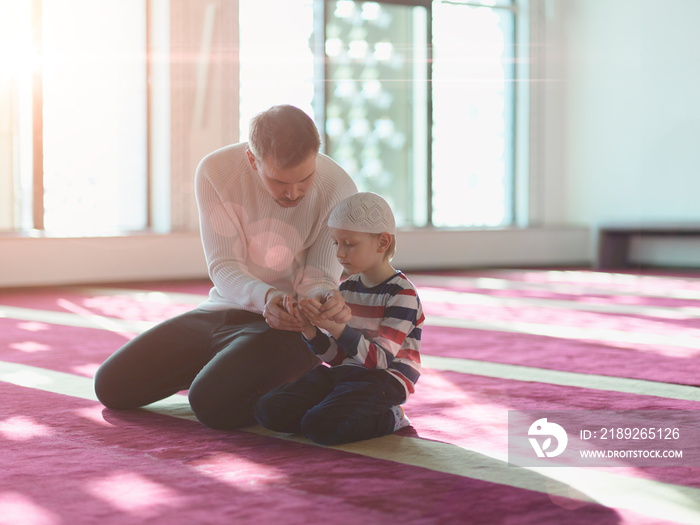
top-left (263, 289), bottom-right (351, 340)
top-left (263, 293), bottom-right (308, 332)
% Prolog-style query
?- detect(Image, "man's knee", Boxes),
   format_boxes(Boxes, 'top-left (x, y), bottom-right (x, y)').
top-left (93, 362), bottom-right (134, 410)
top-left (188, 385), bottom-right (255, 430)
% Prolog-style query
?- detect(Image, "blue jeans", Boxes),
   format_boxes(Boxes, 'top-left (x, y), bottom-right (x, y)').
top-left (94, 309), bottom-right (320, 429)
top-left (254, 365), bottom-right (406, 446)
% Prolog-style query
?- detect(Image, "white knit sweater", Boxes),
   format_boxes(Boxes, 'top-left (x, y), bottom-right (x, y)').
top-left (194, 142), bottom-right (357, 313)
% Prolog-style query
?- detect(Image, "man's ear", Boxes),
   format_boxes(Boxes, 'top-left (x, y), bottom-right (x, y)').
top-left (377, 232), bottom-right (392, 252)
top-left (245, 148), bottom-right (258, 170)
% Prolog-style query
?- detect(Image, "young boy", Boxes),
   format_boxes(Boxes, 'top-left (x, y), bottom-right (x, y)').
top-left (254, 192), bottom-right (424, 446)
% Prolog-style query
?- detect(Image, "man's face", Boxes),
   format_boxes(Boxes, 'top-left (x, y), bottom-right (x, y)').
top-left (246, 149), bottom-right (317, 208)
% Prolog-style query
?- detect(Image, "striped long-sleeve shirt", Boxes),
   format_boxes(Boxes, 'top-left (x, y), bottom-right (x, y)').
top-left (304, 271), bottom-right (424, 398)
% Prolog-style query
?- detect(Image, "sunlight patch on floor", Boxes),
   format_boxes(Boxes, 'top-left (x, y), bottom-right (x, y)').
top-left (0, 416), bottom-right (54, 441)
top-left (0, 492), bottom-right (60, 525)
top-left (85, 471), bottom-right (185, 517)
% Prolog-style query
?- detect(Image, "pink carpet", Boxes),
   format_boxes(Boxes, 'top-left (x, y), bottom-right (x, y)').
top-left (2, 269), bottom-right (700, 524)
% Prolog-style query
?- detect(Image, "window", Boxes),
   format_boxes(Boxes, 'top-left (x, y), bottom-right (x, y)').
top-left (238, 0), bottom-right (316, 140)
top-left (323, 0), bottom-right (430, 227)
top-left (240, 0), bottom-right (528, 228)
top-left (322, 0), bottom-right (523, 228)
top-left (0, 0), bottom-right (148, 235)
top-left (431, 0), bottom-right (517, 227)
top-left (3, 0), bottom-right (526, 235)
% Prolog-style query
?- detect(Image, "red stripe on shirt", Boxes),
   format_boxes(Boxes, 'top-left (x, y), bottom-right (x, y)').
top-left (350, 303), bottom-right (385, 319)
top-left (379, 325), bottom-right (407, 345)
top-left (396, 348), bottom-right (421, 363)
top-left (364, 344), bottom-right (378, 368)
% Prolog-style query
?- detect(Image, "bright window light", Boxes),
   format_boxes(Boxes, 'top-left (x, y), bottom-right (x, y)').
top-left (238, 0), bottom-right (316, 140)
top-left (42, 0), bottom-right (148, 235)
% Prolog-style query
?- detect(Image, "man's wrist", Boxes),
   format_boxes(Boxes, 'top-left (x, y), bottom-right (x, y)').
top-left (265, 288), bottom-right (283, 304)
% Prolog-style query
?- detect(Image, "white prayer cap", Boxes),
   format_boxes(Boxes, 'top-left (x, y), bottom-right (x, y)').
top-left (327, 192), bottom-right (396, 235)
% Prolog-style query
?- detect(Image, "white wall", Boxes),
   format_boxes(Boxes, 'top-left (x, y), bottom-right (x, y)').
top-left (559, 0), bottom-right (700, 266)
top-left (0, 227), bottom-right (590, 288)
top-left (0, 234), bottom-right (209, 287)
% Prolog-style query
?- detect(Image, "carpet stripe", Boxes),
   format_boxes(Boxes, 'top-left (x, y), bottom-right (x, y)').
top-left (3, 304), bottom-right (700, 398)
top-left (0, 305), bottom-right (151, 334)
top-left (1, 360), bottom-right (699, 524)
top-left (4, 302), bottom-right (700, 352)
top-left (419, 288), bottom-right (700, 319)
top-left (0, 360), bottom-right (100, 402)
top-left (67, 287), bottom-right (207, 305)
top-left (421, 355), bottom-right (700, 402)
top-left (74, 285), bottom-right (700, 319)
top-left (428, 316), bottom-right (700, 350)
top-left (411, 274), bottom-right (700, 301)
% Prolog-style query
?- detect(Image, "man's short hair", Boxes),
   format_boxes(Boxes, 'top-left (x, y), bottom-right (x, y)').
top-left (248, 105), bottom-right (321, 168)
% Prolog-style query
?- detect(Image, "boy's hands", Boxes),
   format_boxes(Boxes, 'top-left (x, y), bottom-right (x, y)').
top-left (264, 293), bottom-right (319, 339)
top-left (298, 297), bottom-right (346, 339)
top-left (316, 290), bottom-right (352, 324)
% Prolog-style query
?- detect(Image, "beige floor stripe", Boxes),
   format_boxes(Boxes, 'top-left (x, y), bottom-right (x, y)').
top-left (5, 298), bottom-right (700, 352)
top-left (74, 284), bottom-right (700, 319)
top-left (428, 315), bottom-right (700, 350)
top-left (421, 355), bottom-right (700, 402)
top-left (411, 273), bottom-right (700, 301)
top-left (0, 305), bottom-right (153, 333)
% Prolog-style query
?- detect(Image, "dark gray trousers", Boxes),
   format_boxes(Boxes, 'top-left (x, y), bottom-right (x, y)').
top-left (94, 308), bottom-right (320, 429)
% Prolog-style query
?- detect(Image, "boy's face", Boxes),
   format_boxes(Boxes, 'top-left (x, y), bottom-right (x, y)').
top-left (246, 149), bottom-right (317, 208)
top-left (329, 227), bottom-right (385, 275)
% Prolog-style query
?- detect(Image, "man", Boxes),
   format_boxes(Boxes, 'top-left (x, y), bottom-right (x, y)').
top-left (94, 105), bottom-right (357, 429)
